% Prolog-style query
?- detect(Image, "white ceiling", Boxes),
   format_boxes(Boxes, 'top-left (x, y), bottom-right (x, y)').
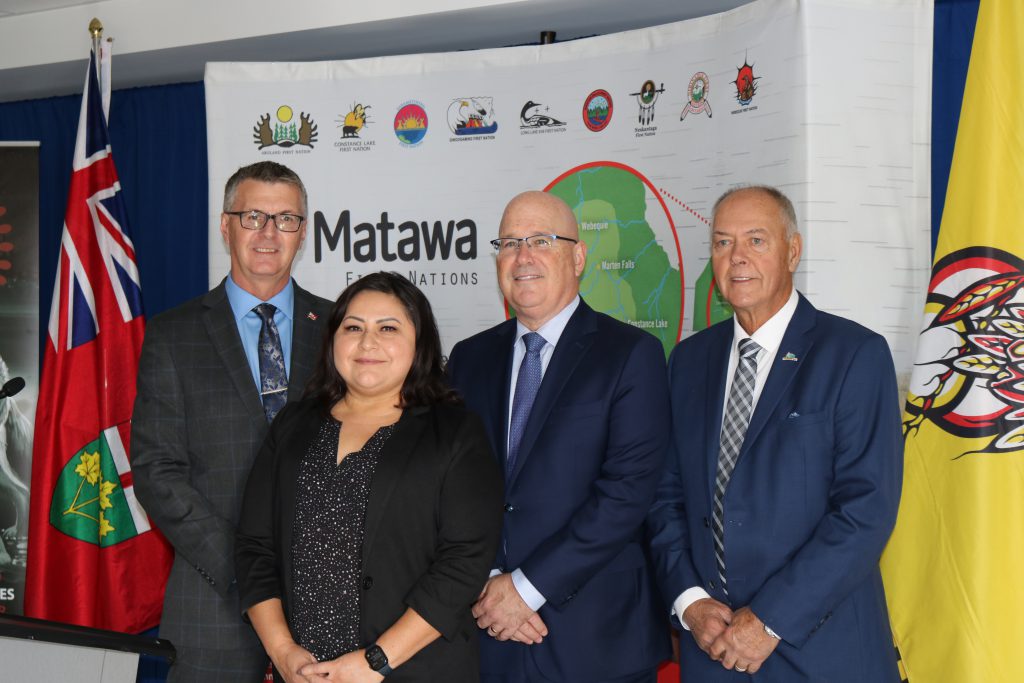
top-left (0, 0), bottom-right (751, 103)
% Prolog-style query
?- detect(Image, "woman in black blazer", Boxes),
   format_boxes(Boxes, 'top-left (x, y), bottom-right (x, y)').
top-left (236, 272), bottom-right (502, 682)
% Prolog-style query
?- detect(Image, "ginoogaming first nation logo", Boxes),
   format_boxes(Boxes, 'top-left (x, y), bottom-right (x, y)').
top-left (253, 105), bottom-right (319, 150)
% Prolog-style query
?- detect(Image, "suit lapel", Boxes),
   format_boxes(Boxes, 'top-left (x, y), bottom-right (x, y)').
top-left (202, 281), bottom-right (265, 420)
top-left (289, 284), bottom-right (325, 400)
top-left (482, 320), bottom-right (517, 467)
top-left (704, 323), bottom-right (732, 502)
top-left (508, 302), bottom-right (596, 485)
top-left (362, 407), bottom-right (429, 553)
top-left (740, 295), bottom-right (817, 456)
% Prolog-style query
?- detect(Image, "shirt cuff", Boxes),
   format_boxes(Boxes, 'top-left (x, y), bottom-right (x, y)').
top-left (510, 569), bottom-right (547, 612)
top-left (672, 586), bottom-right (712, 631)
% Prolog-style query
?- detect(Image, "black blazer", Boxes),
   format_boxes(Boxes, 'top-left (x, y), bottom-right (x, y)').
top-left (236, 398), bottom-right (503, 682)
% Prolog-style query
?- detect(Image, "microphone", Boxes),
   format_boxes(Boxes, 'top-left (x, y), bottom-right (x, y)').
top-left (0, 377), bottom-right (26, 399)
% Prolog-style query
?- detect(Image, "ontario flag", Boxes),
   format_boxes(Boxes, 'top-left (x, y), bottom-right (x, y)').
top-left (24, 45), bottom-right (172, 632)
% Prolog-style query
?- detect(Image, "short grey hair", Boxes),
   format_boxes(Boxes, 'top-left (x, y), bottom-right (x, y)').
top-left (712, 185), bottom-right (798, 240)
top-left (222, 161), bottom-right (308, 215)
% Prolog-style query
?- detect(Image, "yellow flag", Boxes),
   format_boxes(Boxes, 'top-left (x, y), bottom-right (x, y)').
top-left (880, 1), bottom-right (1024, 681)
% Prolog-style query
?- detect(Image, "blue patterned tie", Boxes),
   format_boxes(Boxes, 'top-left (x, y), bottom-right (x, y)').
top-left (712, 337), bottom-right (762, 595)
top-left (254, 303), bottom-right (288, 422)
top-left (507, 332), bottom-right (546, 476)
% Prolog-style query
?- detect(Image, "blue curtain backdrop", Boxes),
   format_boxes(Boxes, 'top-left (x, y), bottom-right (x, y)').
top-left (0, 1), bottom-right (980, 680)
top-left (0, 79), bottom-right (206, 683)
top-left (0, 80), bottom-right (208, 339)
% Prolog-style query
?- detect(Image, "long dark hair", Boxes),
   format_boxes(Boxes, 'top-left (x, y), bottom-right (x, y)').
top-left (305, 271), bottom-right (461, 409)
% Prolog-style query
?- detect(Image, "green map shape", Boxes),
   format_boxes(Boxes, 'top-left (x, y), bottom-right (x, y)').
top-left (547, 166), bottom-right (681, 356)
top-left (50, 431), bottom-right (140, 546)
top-left (692, 261), bottom-right (735, 331)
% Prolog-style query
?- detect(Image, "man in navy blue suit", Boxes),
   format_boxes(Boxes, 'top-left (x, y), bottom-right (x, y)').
top-left (447, 191), bottom-right (671, 682)
top-left (646, 186), bottom-right (902, 681)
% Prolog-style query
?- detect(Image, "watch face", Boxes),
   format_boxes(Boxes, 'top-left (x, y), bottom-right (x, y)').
top-left (365, 644), bottom-right (388, 670)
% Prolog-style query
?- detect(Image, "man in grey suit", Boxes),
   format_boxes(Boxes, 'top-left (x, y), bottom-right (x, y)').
top-left (132, 161), bottom-right (331, 681)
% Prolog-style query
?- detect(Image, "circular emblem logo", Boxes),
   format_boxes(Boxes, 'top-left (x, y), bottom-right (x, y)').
top-left (583, 89), bottom-right (613, 132)
top-left (394, 101), bottom-right (428, 147)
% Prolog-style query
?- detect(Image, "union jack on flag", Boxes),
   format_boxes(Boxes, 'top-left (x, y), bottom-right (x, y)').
top-left (26, 45), bottom-right (171, 633)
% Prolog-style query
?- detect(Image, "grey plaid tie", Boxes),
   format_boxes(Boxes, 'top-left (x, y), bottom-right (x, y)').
top-left (507, 332), bottom-right (546, 477)
top-left (712, 337), bottom-right (761, 594)
top-left (254, 303), bottom-right (288, 423)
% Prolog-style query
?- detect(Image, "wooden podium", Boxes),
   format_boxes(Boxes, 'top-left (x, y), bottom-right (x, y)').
top-left (0, 613), bottom-right (174, 682)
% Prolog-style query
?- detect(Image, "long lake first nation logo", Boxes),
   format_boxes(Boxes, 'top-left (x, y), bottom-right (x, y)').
top-left (905, 246), bottom-right (1024, 457)
top-left (583, 89), bottom-right (613, 131)
top-left (253, 105), bottom-right (318, 149)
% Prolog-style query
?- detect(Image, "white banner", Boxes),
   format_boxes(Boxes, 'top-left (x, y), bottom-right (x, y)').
top-left (206, 0), bottom-right (931, 377)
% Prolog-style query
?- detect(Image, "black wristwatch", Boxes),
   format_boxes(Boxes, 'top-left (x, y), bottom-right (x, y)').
top-left (365, 644), bottom-right (393, 677)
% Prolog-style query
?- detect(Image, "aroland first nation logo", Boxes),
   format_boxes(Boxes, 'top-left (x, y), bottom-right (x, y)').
top-left (253, 105), bottom-right (318, 149)
top-left (583, 90), bottom-right (613, 131)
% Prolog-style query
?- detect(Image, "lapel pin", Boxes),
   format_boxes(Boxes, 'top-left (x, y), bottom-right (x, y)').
top-left (782, 352), bottom-right (799, 362)
top-left (307, 312), bottom-right (318, 321)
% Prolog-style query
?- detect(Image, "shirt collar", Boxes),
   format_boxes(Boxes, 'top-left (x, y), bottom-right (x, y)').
top-left (731, 288), bottom-right (799, 358)
top-left (225, 275), bottom-right (295, 323)
top-left (514, 295), bottom-right (580, 348)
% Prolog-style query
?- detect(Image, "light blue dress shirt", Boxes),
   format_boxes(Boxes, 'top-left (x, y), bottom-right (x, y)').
top-left (224, 276), bottom-right (295, 389)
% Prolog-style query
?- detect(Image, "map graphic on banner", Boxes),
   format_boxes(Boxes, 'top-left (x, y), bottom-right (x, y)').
top-left (205, 0), bottom-right (931, 374)
top-left (546, 162), bottom-right (683, 355)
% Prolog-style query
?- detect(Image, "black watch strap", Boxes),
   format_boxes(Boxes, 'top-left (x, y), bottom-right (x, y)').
top-left (365, 644), bottom-right (393, 676)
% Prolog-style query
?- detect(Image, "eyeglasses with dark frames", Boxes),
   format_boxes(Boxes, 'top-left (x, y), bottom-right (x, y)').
top-left (226, 210), bottom-right (305, 233)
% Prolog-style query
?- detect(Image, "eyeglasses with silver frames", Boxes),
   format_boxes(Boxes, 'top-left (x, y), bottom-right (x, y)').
top-left (490, 234), bottom-right (579, 254)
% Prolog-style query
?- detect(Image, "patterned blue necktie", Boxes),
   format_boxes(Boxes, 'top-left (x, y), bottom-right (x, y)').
top-left (712, 337), bottom-right (762, 595)
top-left (507, 332), bottom-right (546, 476)
top-left (254, 303), bottom-right (288, 423)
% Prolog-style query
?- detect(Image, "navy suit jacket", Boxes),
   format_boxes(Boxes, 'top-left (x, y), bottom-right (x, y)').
top-left (447, 299), bottom-right (671, 680)
top-left (646, 294), bottom-right (903, 682)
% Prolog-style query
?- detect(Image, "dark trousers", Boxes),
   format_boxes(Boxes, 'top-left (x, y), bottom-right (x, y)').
top-left (167, 645), bottom-right (268, 683)
top-left (481, 655), bottom-right (657, 683)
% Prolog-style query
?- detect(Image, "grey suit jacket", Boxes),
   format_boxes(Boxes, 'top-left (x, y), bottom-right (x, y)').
top-left (132, 278), bottom-right (331, 651)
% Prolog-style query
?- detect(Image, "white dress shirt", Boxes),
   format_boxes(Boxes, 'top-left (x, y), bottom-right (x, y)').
top-left (673, 288), bottom-right (799, 628)
top-left (494, 295), bottom-right (580, 611)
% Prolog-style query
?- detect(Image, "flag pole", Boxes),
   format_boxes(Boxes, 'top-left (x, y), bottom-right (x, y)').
top-left (88, 18), bottom-right (103, 91)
